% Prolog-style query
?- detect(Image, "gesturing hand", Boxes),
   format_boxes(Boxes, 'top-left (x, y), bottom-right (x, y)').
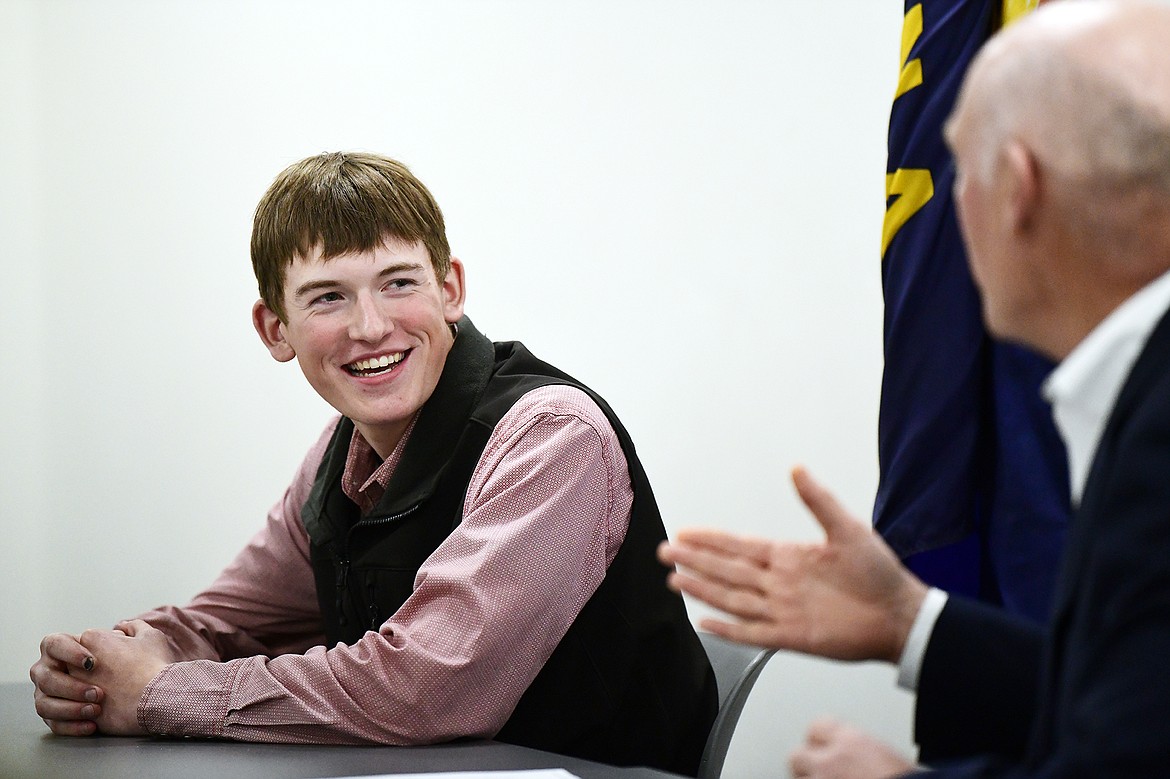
top-left (657, 466), bottom-right (928, 663)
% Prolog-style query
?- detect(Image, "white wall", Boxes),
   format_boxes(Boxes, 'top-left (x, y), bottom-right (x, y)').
top-left (0, 1), bottom-right (911, 774)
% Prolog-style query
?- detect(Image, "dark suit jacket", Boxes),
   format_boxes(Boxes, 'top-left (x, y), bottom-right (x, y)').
top-left (912, 306), bottom-right (1170, 777)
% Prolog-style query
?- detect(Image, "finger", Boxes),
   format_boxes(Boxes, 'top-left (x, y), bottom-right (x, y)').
top-left (788, 745), bottom-right (813, 778)
top-left (805, 716), bottom-right (839, 746)
top-left (79, 627), bottom-right (123, 652)
top-left (40, 633), bottom-right (96, 673)
top-left (657, 539), bottom-right (679, 565)
top-left (30, 655), bottom-right (104, 701)
top-left (668, 571), bottom-right (769, 620)
top-left (34, 688), bottom-right (102, 723)
top-left (697, 616), bottom-right (782, 649)
top-left (663, 543), bottom-right (771, 591)
top-left (791, 466), bottom-right (865, 542)
top-left (43, 716), bottom-right (99, 737)
top-left (30, 666), bottom-right (103, 705)
top-left (114, 619), bottom-right (149, 637)
top-left (695, 616), bottom-right (742, 641)
top-left (673, 528), bottom-right (777, 566)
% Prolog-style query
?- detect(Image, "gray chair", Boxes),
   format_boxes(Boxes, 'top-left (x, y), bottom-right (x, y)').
top-left (697, 631), bottom-right (776, 779)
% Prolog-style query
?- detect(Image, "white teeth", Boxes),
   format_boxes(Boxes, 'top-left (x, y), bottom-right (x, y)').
top-left (349, 352), bottom-right (404, 372)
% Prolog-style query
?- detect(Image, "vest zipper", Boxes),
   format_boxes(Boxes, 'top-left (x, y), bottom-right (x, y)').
top-left (335, 558), bottom-right (350, 627)
top-left (336, 504), bottom-right (421, 632)
top-left (366, 578), bottom-right (381, 630)
top-left (354, 503), bottom-right (423, 528)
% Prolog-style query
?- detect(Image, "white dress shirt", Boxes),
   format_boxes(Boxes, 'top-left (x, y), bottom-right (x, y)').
top-left (897, 268), bottom-right (1170, 691)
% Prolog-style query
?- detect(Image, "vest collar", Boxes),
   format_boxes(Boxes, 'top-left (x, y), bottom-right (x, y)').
top-left (371, 315), bottom-right (494, 518)
top-left (301, 315), bottom-right (494, 544)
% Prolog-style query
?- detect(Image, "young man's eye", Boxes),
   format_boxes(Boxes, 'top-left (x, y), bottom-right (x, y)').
top-left (385, 278), bottom-right (418, 291)
top-left (312, 291), bottom-right (343, 305)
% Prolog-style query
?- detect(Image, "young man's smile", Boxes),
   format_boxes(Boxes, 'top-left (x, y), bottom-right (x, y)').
top-left (345, 350), bottom-right (408, 378)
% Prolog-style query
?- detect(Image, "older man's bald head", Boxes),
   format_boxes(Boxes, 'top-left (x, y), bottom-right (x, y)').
top-left (944, 0), bottom-right (1170, 359)
top-left (948, 0), bottom-right (1170, 192)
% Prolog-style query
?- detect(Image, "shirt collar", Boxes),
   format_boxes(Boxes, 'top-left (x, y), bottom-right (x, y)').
top-left (340, 415), bottom-right (419, 514)
top-left (1043, 269), bottom-right (1170, 506)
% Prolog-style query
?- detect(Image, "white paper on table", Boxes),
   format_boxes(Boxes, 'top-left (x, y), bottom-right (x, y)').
top-left (324, 770), bottom-right (580, 779)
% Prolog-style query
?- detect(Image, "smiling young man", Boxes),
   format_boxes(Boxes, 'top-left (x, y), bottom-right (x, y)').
top-left (30, 152), bottom-right (717, 775)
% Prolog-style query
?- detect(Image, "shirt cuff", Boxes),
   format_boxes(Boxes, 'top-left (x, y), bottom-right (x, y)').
top-left (896, 587), bottom-right (948, 692)
top-left (138, 659), bottom-right (241, 738)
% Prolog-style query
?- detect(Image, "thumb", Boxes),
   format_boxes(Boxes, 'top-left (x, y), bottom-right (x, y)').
top-left (791, 466), bottom-right (864, 542)
top-left (113, 619), bottom-right (151, 637)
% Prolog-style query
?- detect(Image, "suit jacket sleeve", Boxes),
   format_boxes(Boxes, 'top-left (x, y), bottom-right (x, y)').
top-left (915, 596), bottom-right (1044, 763)
top-left (915, 312), bottom-right (1170, 777)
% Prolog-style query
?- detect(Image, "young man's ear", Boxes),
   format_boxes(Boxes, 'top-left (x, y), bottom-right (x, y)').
top-left (442, 257), bottom-right (468, 325)
top-left (252, 299), bottom-right (296, 362)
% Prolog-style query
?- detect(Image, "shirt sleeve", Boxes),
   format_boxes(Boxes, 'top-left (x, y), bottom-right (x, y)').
top-left (138, 385), bottom-right (633, 745)
top-left (134, 420), bottom-right (338, 662)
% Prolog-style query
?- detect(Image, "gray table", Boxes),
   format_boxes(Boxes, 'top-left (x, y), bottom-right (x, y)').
top-left (0, 683), bottom-right (685, 779)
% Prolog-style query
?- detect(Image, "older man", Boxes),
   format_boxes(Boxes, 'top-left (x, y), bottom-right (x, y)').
top-left (660, 1), bottom-right (1170, 776)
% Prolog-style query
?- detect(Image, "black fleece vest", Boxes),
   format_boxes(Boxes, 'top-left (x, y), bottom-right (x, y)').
top-left (300, 318), bottom-right (717, 775)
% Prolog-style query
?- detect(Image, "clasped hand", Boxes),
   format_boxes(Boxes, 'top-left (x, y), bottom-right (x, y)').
top-left (30, 619), bottom-right (176, 736)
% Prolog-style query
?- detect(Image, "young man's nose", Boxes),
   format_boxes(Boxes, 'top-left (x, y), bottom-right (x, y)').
top-left (348, 293), bottom-right (393, 342)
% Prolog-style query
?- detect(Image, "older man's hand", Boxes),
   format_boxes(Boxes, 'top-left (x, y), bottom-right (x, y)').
top-left (789, 718), bottom-right (916, 779)
top-left (657, 466), bottom-right (928, 663)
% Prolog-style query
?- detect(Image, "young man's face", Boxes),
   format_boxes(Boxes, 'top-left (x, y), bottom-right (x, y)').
top-left (253, 239), bottom-right (465, 457)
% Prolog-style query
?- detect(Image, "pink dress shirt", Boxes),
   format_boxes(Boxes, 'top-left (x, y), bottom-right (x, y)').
top-left (134, 384), bottom-right (633, 744)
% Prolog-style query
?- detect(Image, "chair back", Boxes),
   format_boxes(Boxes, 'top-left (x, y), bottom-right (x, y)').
top-left (697, 631), bottom-right (776, 779)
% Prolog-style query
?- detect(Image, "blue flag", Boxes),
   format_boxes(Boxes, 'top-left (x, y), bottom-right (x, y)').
top-left (875, 0), bottom-right (1070, 623)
